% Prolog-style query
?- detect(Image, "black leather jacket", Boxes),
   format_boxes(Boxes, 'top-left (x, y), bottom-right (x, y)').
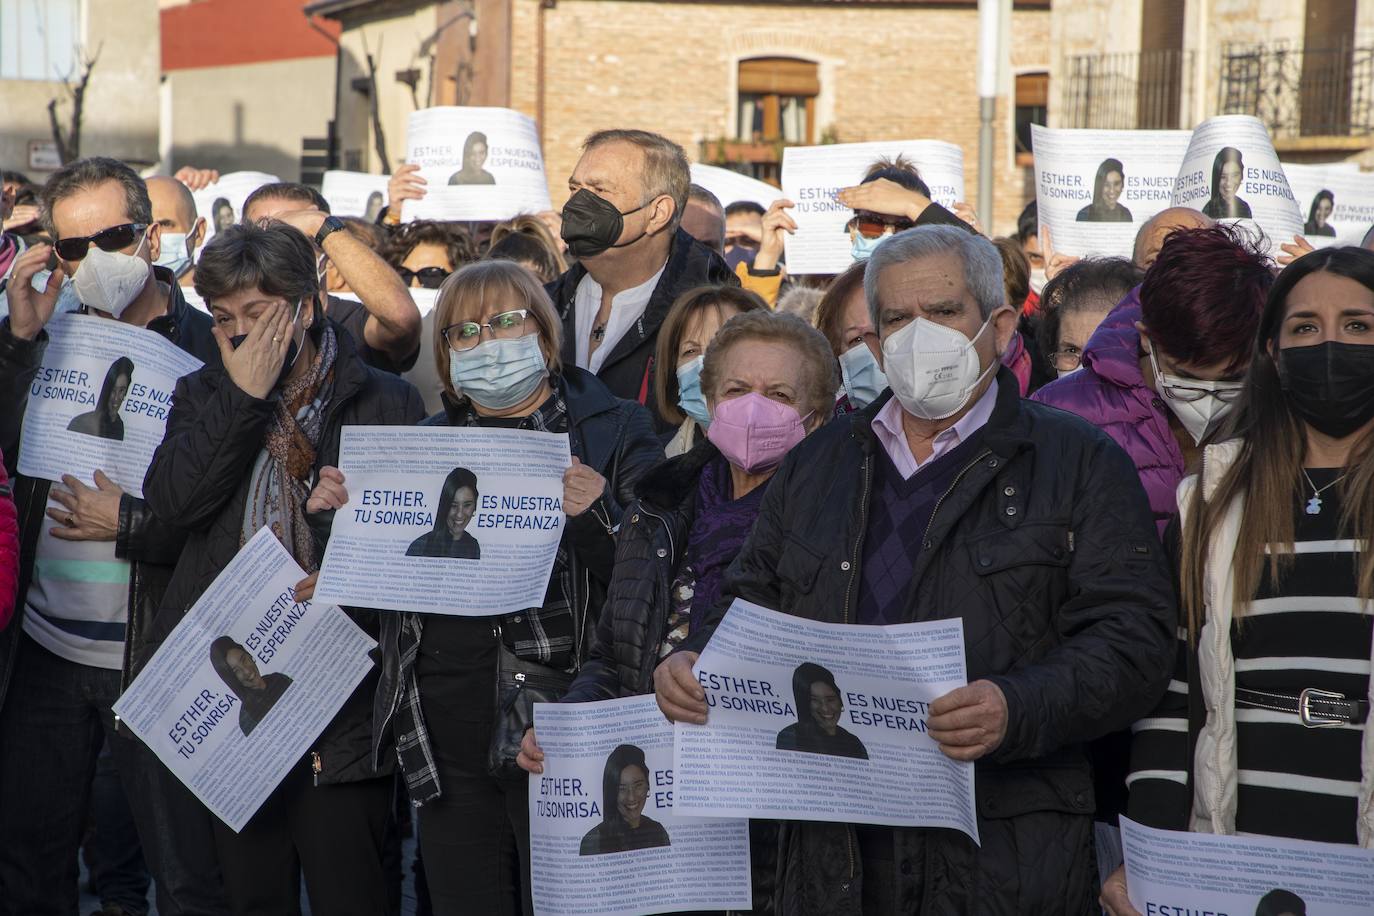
top-left (680, 371), bottom-right (1177, 915)
top-left (0, 274), bottom-right (219, 718)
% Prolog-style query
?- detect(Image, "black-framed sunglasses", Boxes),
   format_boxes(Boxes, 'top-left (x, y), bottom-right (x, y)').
top-left (441, 309), bottom-right (530, 352)
top-left (55, 223), bottom-right (149, 262)
top-left (397, 266), bottom-right (451, 290)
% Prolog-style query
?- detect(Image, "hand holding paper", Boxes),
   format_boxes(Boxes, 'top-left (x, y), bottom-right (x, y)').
top-left (654, 651), bottom-right (706, 724)
top-left (214, 301), bottom-right (292, 399)
top-left (7, 244), bottom-right (66, 340)
top-left (1099, 864), bottom-right (1140, 916)
top-left (517, 727), bottom-right (544, 774)
top-left (754, 199), bottom-right (797, 273)
top-left (174, 166), bottom-right (220, 192)
top-left (293, 572), bottom-right (318, 603)
top-left (386, 164), bottom-right (427, 221)
top-left (927, 679), bottom-right (1008, 761)
top-left (562, 457), bottom-right (606, 517)
top-left (306, 467), bottom-right (349, 514)
top-left (1278, 234), bottom-right (1315, 266)
top-left (46, 471), bottom-right (123, 541)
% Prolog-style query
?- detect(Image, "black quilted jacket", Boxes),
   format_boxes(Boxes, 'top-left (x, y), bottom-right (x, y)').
top-left (679, 369), bottom-right (1177, 915)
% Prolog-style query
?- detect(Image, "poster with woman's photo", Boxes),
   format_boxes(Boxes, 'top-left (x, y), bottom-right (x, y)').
top-left (1279, 161), bottom-right (1374, 248)
top-left (320, 170), bottom-right (392, 221)
top-left (674, 599), bottom-right (977, 840)
top-left (312, 426), bottom-right (571, 616)
top-left (780, 139), bottom-right (965, 275)
top-left (1031, 125), bottom-right (1192, 258)
top-left (529, 695), bottom-right (752, 916)
top-left (191, 171), bottom-right (280, 245)
top-left (17, 313), bottom-right (203, 497)
top-left (112, 528), bottom-right (377, 832)
top-left (1121, 817), bottom-right (1374, 915)
top-left (400, 107), bottom-right (552, 222)
top-left (1170, 115), bottom-right (1304, 255)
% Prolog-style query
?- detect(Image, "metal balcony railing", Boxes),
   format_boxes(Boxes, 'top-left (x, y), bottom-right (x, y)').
top-left (1064, 50), bottom-right (1196, 130)
top-left (1219, 40), bottom-right (1374, 138)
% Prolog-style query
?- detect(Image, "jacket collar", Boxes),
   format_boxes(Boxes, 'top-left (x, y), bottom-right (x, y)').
top-left (635, 438), bottom-right (720, 509)
top-left (847, 366), bottom-right (1030, 458)
top-left (554, 229), bottom-right (735, 369)
top-left (144, 266), bottom-right (195, 345)
top-left (1080, 288), bottom-right (1147, 392)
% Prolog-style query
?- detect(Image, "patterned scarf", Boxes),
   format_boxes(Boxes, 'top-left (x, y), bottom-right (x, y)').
top-left (241, 324), bottom-right (339, 570)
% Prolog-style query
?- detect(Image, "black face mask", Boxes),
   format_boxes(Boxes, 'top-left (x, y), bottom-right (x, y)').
top-left (1279, 340), bottom-right (1374, 439)
top-left (560, 188), bottom-right (648, 259)
top-left (228, 298), bottom-right (314, 381)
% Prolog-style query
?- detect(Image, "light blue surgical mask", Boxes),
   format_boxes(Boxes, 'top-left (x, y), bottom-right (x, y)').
top-left (448, 332), bottom-right (549, 410)
top-left (850, 232), bottom-right (887, 262)
top-left (839, 343), bottom-right (888, 410)
top-left (155, 232), bottom-right (193, 278)
top-left (675, 355), bottom-right (711, 428)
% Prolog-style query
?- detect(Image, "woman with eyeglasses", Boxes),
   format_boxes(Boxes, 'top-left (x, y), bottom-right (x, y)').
top-left (1034, 225), bottom-right (1272, 537)
top-left (305, 260), bottom-right (662, 916)
top-left (1102, 246), bottom-right (1374, 915)
top-left (1033, 257), bottom-right (1142, 379)
top-left (386, 220), bottom-right (479, 413)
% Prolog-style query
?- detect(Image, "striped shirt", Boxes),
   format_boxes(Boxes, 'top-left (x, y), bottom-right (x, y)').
top-left (1128, 469), bottom-right (1371, 844)
top-left (23, 511), bottom-right (129, 670)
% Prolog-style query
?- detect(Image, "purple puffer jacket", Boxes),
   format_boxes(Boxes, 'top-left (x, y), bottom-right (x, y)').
top-left (1031, 288), bottom-right (1183, 538)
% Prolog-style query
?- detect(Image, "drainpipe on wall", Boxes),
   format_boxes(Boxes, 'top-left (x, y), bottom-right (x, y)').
top-left (538, 0), bottom-right (555, 145)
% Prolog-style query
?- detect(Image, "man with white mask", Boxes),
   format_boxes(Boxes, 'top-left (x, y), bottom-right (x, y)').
top-left (655, 225), bottom-right (1176, 915)
top-left (0, 157), bottom-right (227, 915)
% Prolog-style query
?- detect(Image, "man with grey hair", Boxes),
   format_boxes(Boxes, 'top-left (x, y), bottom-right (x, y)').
top-left (0, 156), bottom-right (228, 914)
top-left (656, 225), bottom-right (1175, 913)
top-left (547, 129), bottom-right (736, 429)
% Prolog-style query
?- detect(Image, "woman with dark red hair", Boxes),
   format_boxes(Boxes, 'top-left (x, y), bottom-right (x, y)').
top-left (1033, 223), bottom-right (1274, 536)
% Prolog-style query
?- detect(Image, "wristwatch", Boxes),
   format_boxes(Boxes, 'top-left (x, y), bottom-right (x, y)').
top-left (314, 215), bottom-right (346, 248)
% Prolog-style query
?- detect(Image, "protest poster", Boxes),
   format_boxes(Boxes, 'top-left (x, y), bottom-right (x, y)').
top-left (321, 170), bottom-right (391, 221)
top-left (312, 426), bottom-right (571, 616)
top-left (1170, 115), bottom-right (1303, 255)
top-left (1121, 817), bottom-right (1374, 916)
top-left (673, 599), bottom-right (977, 840)
top-left (781, 140), bottom-right (965, 275)
top-left (529, 695), bottom-right (752, 916)
top-left (192, 171), bottom-right (280, 245)
top-left (112, 528), bottom-right (376, 832)
top-left (689, 162), bottom-right (783, 211)
top-left (1280, 161), bottom-right (1374, 247)
top-left (1031, 125), bottom-right (1192, 258)
top-left (400, 107), bottom-right (552, 222)
top-left (17, 313), bottom-right (203, 498)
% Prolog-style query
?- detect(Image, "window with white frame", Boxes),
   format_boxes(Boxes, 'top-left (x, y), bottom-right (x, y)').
top-left (0, 0), bottom-right (84, 82)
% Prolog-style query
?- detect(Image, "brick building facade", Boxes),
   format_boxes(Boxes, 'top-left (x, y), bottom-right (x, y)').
top-left (311, 0), bottom-right (1052, 235)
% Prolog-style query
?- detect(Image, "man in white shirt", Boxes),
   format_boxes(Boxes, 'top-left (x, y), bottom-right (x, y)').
top-left (546, 130), bottom-right (736, 429)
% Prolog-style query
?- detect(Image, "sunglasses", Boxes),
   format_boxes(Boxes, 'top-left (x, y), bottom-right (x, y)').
top-left (55, 223), bottom-right (149, 262)
top-left (847, 216), bottom-right (915, 240)
top-left (397, 266), bottom-right (451, 290)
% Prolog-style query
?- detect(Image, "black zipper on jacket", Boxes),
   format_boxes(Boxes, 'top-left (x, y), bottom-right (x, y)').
top-left (919, 449), bottom-right (994, 550)
top-left (840, 454), bottom-right (873, 626)
top-left (636, 505), bottom-right (675, 687)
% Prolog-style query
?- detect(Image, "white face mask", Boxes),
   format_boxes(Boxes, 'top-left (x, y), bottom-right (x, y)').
top-left (1145, 342), bottom-right (1243, 445)
top-left (1029, 267), bottom-right (1047, 296)
top-left (881, 314), bottom-right (996, 421)
top-left (72, 230), bottom-right (151, 319)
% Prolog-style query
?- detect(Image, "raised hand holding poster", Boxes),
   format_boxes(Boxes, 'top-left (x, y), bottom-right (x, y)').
top-left (113, 528), bottom-right (376, 832)
top-left (312, 426), bottom-right (571, 616)
top-left (529, 695), bottom-right (752, 916)
top-left (18, 313), bottom-right (203, 497)
top-left (1280, 161), bottom-right (1374, 248)
top-left (401, 107), bottom-right (552, 222)
top-left (673, 599), bottom-right (978, 841)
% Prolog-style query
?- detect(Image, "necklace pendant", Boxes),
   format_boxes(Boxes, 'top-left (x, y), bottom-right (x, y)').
top-left (1306, 495), bottom-right (1323, 515)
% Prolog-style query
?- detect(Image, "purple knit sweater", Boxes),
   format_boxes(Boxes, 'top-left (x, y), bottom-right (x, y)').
top-left (1031, 288), bottom-right (1184, 538)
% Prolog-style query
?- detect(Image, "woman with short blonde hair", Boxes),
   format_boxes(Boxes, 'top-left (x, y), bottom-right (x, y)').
top-left (309, 258), bottom-right (662, 916)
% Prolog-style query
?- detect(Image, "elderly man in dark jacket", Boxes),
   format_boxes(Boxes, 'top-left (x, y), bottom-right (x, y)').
top-left (656, 225), bottom-right (1176, 915)
top-left (546, 129), bottom-right (737, 431)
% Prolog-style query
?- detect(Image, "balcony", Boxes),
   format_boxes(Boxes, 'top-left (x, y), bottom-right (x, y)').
top-left (1219, 41), bottom-right (1374, 151)
top-left (1063, 50), bottom-right (1197, 131)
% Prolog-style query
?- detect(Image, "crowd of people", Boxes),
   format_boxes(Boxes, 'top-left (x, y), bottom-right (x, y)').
top-left (0, 120), bottom-right (1370, 916)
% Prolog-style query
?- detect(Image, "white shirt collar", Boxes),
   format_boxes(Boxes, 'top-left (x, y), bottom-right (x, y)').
top-left (871, 380), bottom-right (999, 480)
top-left (573, 261), bottom-right (668, 374)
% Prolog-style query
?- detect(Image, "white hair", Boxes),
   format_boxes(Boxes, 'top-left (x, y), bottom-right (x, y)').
top-left (863, 225), bottom-right (1006, 324)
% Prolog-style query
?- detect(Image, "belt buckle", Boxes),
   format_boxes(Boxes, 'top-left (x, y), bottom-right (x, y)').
top-left (1298, 687), bottom-right (1347, 728)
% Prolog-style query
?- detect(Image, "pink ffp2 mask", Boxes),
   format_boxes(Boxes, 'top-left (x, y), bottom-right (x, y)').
top-left (706, 392), bottom-right (810, 474)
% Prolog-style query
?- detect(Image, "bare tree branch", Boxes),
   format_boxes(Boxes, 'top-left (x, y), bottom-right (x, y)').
top-left (360, 31), bottom-right (390, 173)
top-left (47, 43), bottom-right (101, 164)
